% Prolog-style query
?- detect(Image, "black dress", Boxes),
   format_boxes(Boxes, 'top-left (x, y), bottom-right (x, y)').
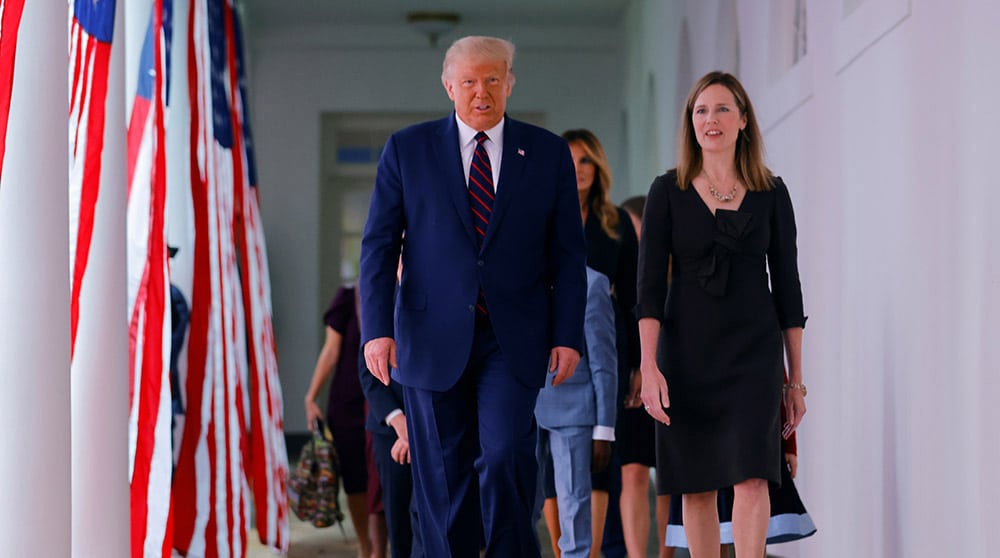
top-left (636, 170), bottom-right (805, 494)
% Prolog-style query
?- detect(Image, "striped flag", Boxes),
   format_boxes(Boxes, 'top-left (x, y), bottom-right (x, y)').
top-left (69, 0), bottom-right (115, 359)
top-left (227, 4), bottom-right (289, 552)
top-left (0, 0), bottom-right (26, 182)
top-left (126, 0), bottom-right (175, 556)
top-left (172, 0), bottom-right (251, 554)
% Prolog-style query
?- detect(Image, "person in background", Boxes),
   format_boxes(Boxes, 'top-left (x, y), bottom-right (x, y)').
top-left (535, 266), bottom-right (618, 558)
top-left (357, 263), bottom-right (422, 558)
top-left (622, 195), bottom-right (676, 558)
top-left (636, 71), bottom-right (807, 558)
top-left (168, 245), bottom-right (189, 470)
top-left (562, 129), bottom-right (654, 558)
top-left (619, 197), bottom-right (645, 246)
top-left (360, 35), bottom-right (587, 557)
top-left (359, 349), bottom-right (423, 558)
top-left (305, 285), bottom-right (388, 558)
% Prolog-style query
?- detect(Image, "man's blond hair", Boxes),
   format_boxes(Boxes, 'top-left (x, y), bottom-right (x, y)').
top-left (441, 36), bottom-right (516, 87)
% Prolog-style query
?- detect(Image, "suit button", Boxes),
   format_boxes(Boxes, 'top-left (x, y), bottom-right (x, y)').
top-left (477, 260), bottom-right (484, 267)
top-left (468, 305), bottom-right (475, 313)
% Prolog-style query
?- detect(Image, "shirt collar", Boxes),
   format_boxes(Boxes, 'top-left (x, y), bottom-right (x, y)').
top-left (455, 113), bottom-right (505, 149)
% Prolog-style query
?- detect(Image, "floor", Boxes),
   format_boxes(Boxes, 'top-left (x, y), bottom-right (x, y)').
top-left (244, 459), bottom-right (798, 558)
top-left (245, 503), bottom-right (798, 558)
top-left (245, 481), bottom-right (694, 558)
top-left (247, 511), bottom-right (363, 557)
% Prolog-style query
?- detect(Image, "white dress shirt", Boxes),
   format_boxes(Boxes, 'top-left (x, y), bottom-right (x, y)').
top-left (456, 114), bottom-right (503, 190)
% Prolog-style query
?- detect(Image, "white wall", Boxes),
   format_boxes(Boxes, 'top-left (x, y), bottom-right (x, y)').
top-left (620, 2), bottom-right (671, 199)
top-left (249, 2), bottom-right (1000, 551)
top-left (250, 23), bottom-right (624, 432)
top-left (621, 0), bottom-right (1000, 555)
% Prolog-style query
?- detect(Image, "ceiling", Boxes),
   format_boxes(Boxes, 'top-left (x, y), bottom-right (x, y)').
top-left (243, 0), bottom-right (630, 31)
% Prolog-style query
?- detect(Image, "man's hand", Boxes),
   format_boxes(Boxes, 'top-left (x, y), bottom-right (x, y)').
top-left (387, 413), bottom-right (409, 464)
top-left (390, 437), bottom-right (410, 464)
top-left (364, 337), bottom-right (397, 385)
top-left (549, 346), bottom-right (581, 386)
top-left (388, 413), bottom-right (408, 445)
top-left (591, 440), bottom-right (611, 473)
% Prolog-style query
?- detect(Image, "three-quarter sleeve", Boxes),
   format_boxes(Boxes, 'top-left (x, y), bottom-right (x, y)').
top-left (636, 173), bottom-right (673, 321)
top-left (767, 178), bottom-right (806, 330)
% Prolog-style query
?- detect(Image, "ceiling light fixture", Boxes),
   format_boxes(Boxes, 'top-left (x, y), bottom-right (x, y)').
top-left (406, 11), bottom-right (460, 48)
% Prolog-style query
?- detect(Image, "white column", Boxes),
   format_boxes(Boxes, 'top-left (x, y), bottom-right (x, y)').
top-left (0, 1), bottom-right (71, 556)
top-left (70, 0), bottom-right (130, 556)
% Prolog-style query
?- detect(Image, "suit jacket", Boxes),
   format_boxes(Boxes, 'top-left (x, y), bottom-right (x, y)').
top-left (358, 345), bottom-right (405, 437)
top-left (535, 268), bottom-right (617, 430)
top-left (360, 113), bottom-right (587, 391)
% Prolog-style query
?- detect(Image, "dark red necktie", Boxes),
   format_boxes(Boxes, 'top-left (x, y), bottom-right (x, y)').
top-left (468, 132), bottom-right (493, 314)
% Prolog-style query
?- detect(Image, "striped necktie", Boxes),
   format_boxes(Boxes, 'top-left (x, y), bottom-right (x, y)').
top-left (468, 131), bottom-right (493, 314)
top-left (468, 131), bottom-right (494, 246)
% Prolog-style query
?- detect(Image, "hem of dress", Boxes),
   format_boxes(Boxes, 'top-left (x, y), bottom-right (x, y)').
top-left (663, 513), bottom-right (817, 547)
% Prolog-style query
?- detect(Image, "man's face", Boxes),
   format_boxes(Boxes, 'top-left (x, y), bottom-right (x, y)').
top-left (444, 57), bottom-right (512, 131)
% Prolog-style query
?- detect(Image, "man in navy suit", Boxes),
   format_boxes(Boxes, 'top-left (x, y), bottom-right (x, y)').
top-left (360, 35), bottom-right (587, 557)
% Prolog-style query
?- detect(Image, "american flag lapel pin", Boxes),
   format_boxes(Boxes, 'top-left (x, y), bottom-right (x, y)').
top-left (517, 148), bottom-right (525, 157)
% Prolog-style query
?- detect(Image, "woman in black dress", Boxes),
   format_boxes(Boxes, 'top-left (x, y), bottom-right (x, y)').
top-left (636, 71), bottom-right (807, 558)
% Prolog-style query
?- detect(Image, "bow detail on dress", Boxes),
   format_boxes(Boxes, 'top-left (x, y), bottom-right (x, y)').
top-left (695, 209), bottom-right (754, 297)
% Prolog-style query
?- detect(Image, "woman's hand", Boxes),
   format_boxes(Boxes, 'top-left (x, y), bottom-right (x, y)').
top-left (785, 453), bottom-right (798, 479)
top-left (304, 397), bottom-right (323, 431)
top-left (304, 399), bottom-right (323, 431)
top-left (782, 387), bottom-right (806, 439)
top-left (639, 362), bottom-right (671, 425)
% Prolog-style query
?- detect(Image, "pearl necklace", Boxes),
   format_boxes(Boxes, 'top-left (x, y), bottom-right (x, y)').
top-left (704, 173), bottom-right (738, 203)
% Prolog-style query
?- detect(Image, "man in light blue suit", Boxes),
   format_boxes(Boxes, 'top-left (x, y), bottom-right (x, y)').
top-left (535, 267), bottom-right (618, 558)
top-left (360, 35), bottom-right (587, 557)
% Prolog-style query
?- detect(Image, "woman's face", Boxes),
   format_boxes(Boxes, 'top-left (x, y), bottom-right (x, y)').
top-left (568, 141), bottom-right (596, 195)
top-left (691, 84), bottom-right (747, 155)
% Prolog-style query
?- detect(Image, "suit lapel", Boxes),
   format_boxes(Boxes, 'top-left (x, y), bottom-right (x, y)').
top-left (482, 117), bottom-right (526, 250)
top-left (431, 115), bottom-right (477, 246)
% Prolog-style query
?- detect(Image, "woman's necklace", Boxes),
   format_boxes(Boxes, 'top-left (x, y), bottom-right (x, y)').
top-left (704, 172), bottom-right (738, 203)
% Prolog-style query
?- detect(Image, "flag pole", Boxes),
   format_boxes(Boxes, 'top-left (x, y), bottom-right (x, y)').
top-left (69, 0), bottom-right (130, 555)
top-left (0, 0), bottom-right (71, 554)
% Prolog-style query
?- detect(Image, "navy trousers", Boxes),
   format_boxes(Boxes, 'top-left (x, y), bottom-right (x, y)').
top-left (371, 430), bottom-right (421, 558)
top-left (403, 319), bottom-right (542, 557)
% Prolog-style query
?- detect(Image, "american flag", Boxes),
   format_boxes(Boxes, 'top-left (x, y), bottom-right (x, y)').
top-left (126, 0), bottom-right (175, 556)
top-left (172, 0), bottom-right (252, 554)
top-left (69, 0), bottom-right (115, 358)
top-left (227, 4), bottom-right (290, 553)
top-left (0, 0), bottom-right (26, 183)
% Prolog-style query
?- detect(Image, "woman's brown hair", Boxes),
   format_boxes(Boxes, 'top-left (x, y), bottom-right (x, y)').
top-left (676, 71), bottom-right (772, 192)
top-left (562, 129), bottom-right (619, 239)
